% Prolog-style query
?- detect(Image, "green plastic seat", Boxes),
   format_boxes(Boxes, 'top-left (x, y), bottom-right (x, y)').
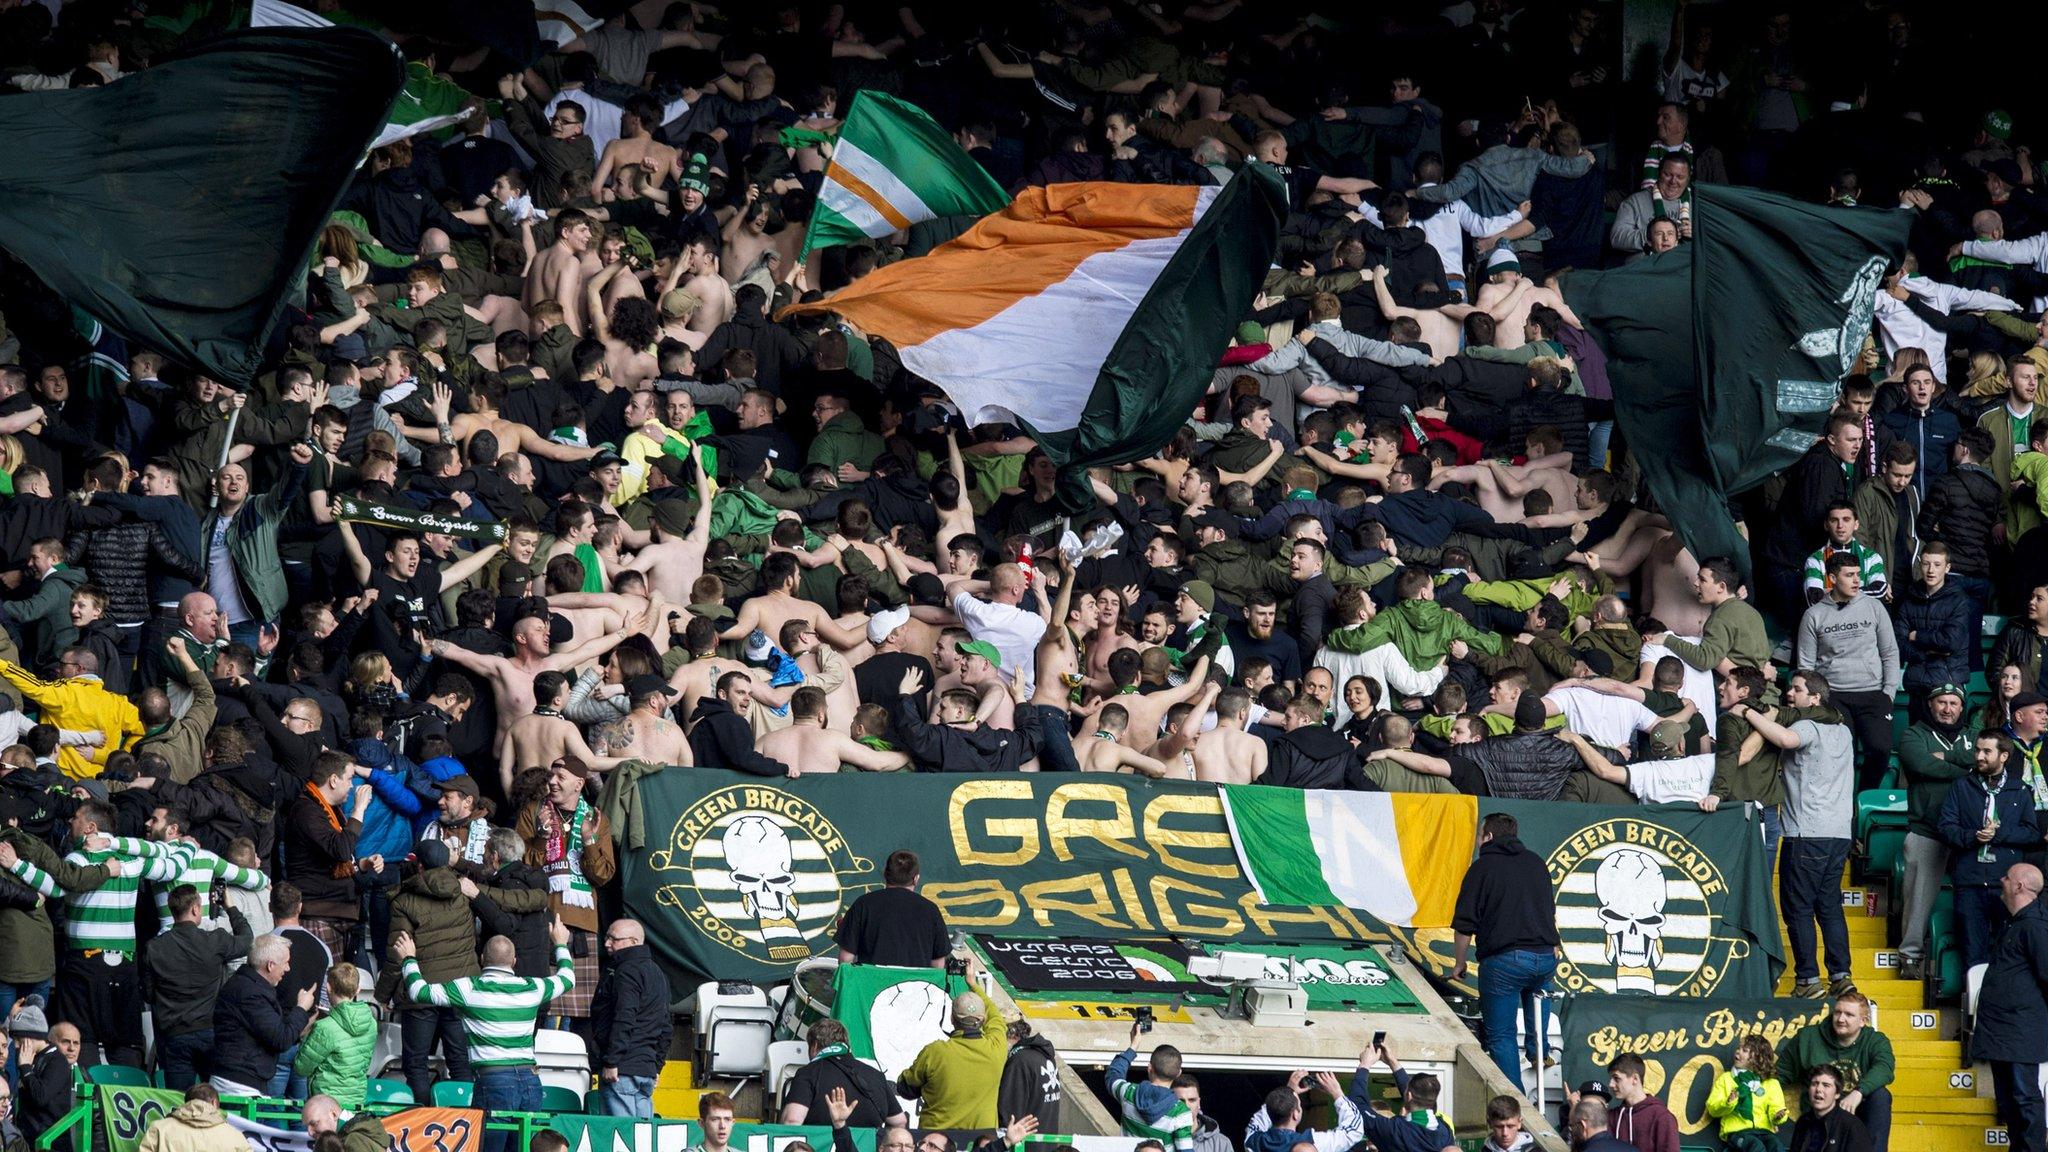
top-left (430, 1081), bottom-right (474, 1108)
top-left (540, 1085), bottom-right (585, 1114)
top-left (1855, 789), bottom-right (1907, 843)
top-left (366, 1079), bottom-right (416, 1106)
top-left (1934, 937), bottom-right (1963, 1000)
top-left (87, 1065), bottom-right (153, 1088)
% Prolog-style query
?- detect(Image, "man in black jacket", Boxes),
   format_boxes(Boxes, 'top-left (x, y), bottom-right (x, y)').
top-left (1978, 864), bottom-right (2048, 1152)
top-left (687, 673), bottom-right (795, 777)
top-left (1451, 812), bottom-right (1561, 1095)
top-left (467, 828), bottom-right (553, 978)
top-left (590, 919), bottom-right (672, 1119)
top-left (891, 670), bottom-right (1042, 774)
top-left (15, 1009), bottom-right (73, 1152)
top-left (1263, 696), bottom-right (1370, 789)
top-left (1761, 413), bottom-right (1867, 633)
top-left (210, 933), bottom-right (315, 1096)
top-left (1000, 1021), bottom-right (1063, 1133)
top-left (783, 1018), bottom-right (906, 1128)
top-left (146, 885), bottom-right (253, 1089)
top-left (1923, 428), bottom-right (2005, 650)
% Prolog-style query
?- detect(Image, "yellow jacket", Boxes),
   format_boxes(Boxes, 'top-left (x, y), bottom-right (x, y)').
top-left (1706, 1070), bottom-right (1788, 1136)
top-left (0, 661), bottom-right (143, 778)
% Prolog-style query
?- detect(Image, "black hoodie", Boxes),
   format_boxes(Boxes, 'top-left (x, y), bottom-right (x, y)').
top-left (998, 1033), bottom-right (1063, 1132)
top-left (1264, 724), bottom-right (1371, 790)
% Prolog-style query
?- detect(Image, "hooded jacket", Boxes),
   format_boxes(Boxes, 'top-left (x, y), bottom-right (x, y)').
top-left (1452, 835), bottom-right (1561, 957)
top-left (1776, 1021), bottom-right (1895, 1097)
top-left (1264, 724), bottom-right (1370, 790)
top-left (350, 738), bottom-right (424, 877)
top-left (591, 943), bottom-right (672, 1078)
top-left (376, 867), bottom-right (478, 1000)
top-left (687, 697), bottom-right (794, 777)
top-left (294, 999), bottom-right (379, 1109)
top-left (136, 1099), bottom-right (246, 1152)
top-left (893, 696), bottom-right (1043, 773)
top-left (1609, 1095), bottom-right (1680, 1152)
top-left (2, 565), bottom-right (85, 669)
top-left (999, 1033), bottom-right (1062, 1133)
top-left (471, 860), bottom-right (554, 978)
top-left (1899, 720), bottom-right (1976, 838)
top-left (1326, 598), bottom-right (1503, 665)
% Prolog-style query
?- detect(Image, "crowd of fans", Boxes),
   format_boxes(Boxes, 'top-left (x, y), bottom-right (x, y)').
top-left (1, 0), bottom-right (2047, 1151)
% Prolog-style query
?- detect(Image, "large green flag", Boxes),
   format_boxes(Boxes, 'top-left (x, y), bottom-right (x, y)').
top-left (801, 91), bottom-right (1011, 258)
top-left (1562, 185), bottom-right (1910, 581)
top-left (831, 963), bottom-right (966, 1080)
top-left (0, 29), bottom-right (404, 386)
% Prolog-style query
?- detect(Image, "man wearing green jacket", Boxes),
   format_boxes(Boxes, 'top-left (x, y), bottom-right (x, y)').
top-left (1896, 684), bottom-right (1976, 980)
top-left (200, 443), bottom-right (310, 650)
top-left (1777, 992), bottom-right (1895, 1152)
top-left (1, 540), bottom-right (83, 670)
top-left (807, 390), bottom-right (884, 475)
top-left (1647, 556), bottom-right (1770, 676)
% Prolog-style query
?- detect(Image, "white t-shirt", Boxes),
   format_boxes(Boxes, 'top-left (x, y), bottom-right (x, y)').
top-left (1548, 686), bottom-right (1659, 751)
top-left (952, 592), bottom-right (1048, 694)
top-left (1625, 753), bottom-right (1716, 804)
top-left (1640, 638), bottom-right (1718, 731)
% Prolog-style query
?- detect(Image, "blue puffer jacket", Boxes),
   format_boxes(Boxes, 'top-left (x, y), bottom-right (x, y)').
top-left (1895, 579), bottom-right (1973, 691)
top-left (350, 737), bottom-right (423, 879)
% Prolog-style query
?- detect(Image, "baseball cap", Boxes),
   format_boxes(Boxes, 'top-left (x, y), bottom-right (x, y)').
top-left (867, 605), bottom-right (911, 646)
top-left (1575, 648), bottom-right (1615, 678)
top-left (659, 288), bottom-right (700, 319)
top-left (1514, 694), bottom-right (1548, 732)
top-left (956, 639), bottom-right (1003, 667)
top-left (590, 447), bottom-right (623, 470)
top-left (627, 674), bottom-right (678, 701)
top-left (1576, 1080), bottom-right (1610, 1100)
top-left (1194, 509), bottom-right (1239, 539)
top-left (434, 774), bottom-right (481, 800)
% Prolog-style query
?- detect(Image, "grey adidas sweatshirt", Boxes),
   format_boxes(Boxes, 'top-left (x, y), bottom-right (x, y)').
top-left (1795, 592), bottom-right (1900, 696)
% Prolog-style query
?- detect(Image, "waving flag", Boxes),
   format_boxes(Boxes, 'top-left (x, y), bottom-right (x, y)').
top-left (785, 171), bottom-right (1284, 508)
top-left (0, 29), bottom-right (403, 387)
top-left (800, 91), bottom-right (1011, 258)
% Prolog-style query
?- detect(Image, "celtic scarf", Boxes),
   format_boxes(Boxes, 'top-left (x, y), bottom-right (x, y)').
top-left (1732, 1070), bottom-right (1764, 1122)
top-left (541, 798), bottom-right (594, 908)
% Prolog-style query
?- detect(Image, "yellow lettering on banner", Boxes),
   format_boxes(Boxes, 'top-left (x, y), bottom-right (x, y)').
top-left (1240, 892), bottom-right (1357, 939)
top-left (1667, 1055), bottom-right (1721, 1136)
top-left (1021, 874), bottom-right (1129, 930)
top-left (1585, 1026), bottom-right (1690, 1067)
top-left (1047, 783), bottom-right (1147, 863)
top-left (1152, 875), bottom-right (1245, 935)
top-left (1110, 869), bottom-right (1155, 932)
top-left (951, 779), bottom-right (1041, 865)
top-left (1141, 793), bottom-right (1240, 878)
top-left (924, 879), bottom-right (1020, 926)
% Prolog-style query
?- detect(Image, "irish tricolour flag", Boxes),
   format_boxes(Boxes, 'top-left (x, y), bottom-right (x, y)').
top-left (785, 171), bottom-right (1284, 505)
top-left (1221, 787), bottom-right (1479, 927)
top-left (802, 91), bottom-right (1013, 257)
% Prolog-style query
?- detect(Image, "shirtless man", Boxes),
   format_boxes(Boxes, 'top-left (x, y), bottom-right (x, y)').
top-left (1468, 257), bottom-right (1583, 351)
top-left (1079, 704), bottom-right (1171, 777)
top-left (1144, 685), bottom-right (1219, 781)
top-left (526, 208), bottom-right (597, 335)
top-left (584, 264), bottom-right (662, 390)
top-left (721, 552), bottom-right (866, 649)
top-left (678, 236), bottom-right (734, 337)
top-left (721, 187), bottom-right (783, 283)
top-left (399, 379), bottom-right (597, 465)
top-left (429, 611), bottom-right (639, 757)
top-left (1431, 427), bottom-right (1577, 522)
top-left (756, 687), bottom-right (910, 774)
top-left (589, 96), bottom-right (679, 201)
top-left (498, 670), bottom-right (624, 795)
top-left (617, 675), bottom-right (691, 765)
top-left (1191, 685), bottom-right (1269, 784)
top-left (546, 500), bottom-right (599, 566)
top-left (623, 453), bottom-right (712, 602)
top-left (949, 639), bottom-right (1015, 729)
top-left (777, 618), bottom-right (857, 732)
top-left (1112, 653), bottom-right (1212, 751)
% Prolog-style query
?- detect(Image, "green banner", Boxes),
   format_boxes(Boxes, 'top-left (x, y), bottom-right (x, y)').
top-left (623, 773), bottom-right (1781, 999)
top-left (102, 1085), bottom-right (183, 1152)
top-left (1560, 995), bottom-right (1832, 1149)
top-left (831, 963), bottom-right (966, 1079)
top-left (551, 1116), bottom-right (875, 1152)
top-left (1214, 944), bottom-right (1427, 1012)
top-left (333, 496), bottom-right (508, 541)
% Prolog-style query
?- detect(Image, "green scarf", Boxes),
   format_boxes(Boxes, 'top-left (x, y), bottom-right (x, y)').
top-left (573, 542), bottom-right (605, 593)
top-left (812, 1043), bottom-right (852, 1062)
top-left (542, 798), bottom-right (593, 908)
top-left (1732, 1070), bottom-right (1764, 1122)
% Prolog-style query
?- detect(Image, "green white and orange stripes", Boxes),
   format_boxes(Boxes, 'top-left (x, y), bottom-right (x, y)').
top-left (801, 91), bottom-right (1010, 257)
top-left (784, 174), bottom-right (1284, 454)
top-left (1222, 787), bottom-right (1479, 927)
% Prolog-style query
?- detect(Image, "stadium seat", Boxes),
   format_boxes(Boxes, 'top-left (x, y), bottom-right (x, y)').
top-left (1854, 789), bottom-right (1906, 843)
top-left (766, 1040), bottom-right (810, 1106)
top-left (431, 1081), bottom-right (474, 1108)
top-left (86, 1064), bottom-right (153, 1088)
top-left (535, 1028), bottom-right (594, 1095)
top-left (366, 1079), bottom-right (415, 1106)
top-left (540, 1085), bottom-right (586, 1114)
top-left (694, 980), bottom-right (775, 1080)
top-left (1934, 936), bottom-right (1962, 1001)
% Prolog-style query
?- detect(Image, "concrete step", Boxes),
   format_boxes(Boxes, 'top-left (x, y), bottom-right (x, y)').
top-left (1891, 1063), bottom-right (1987, 1099)
top-left (1887, 1113), bottom-right (2014, 1152)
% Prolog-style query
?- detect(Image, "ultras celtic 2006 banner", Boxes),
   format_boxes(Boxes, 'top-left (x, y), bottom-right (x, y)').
top-left (621, 771), bottom-right (1782, 996)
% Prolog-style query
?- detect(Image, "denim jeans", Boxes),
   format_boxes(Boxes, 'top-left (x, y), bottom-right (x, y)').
top-left (1956, 883), bottom-right (2009, 970)
top-left (477, 1067), bottom-right (543, 1152)
top-left (1855, 1085), bottom-right (1894, 1152)
top-left (1780, 837), bottom-right (1852, 982)
top-left (401, 1006), bottom-right (474, 1104)
top-left (600, 1074), bottom-right (655, 1118)
top-left (1990, 1062), bottom-right (2044, 1152)
top-left (1477, 947), bottom-right (1557, 1091)
top-left (1758, 804), bottom-right (1783, 879)
top-left (158, 1029), bottom-right (214, 1090)
top-left (265, 1044), bottom-right (306, 1101)
top-left (1018, 703), bottom-right (1080, 772)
